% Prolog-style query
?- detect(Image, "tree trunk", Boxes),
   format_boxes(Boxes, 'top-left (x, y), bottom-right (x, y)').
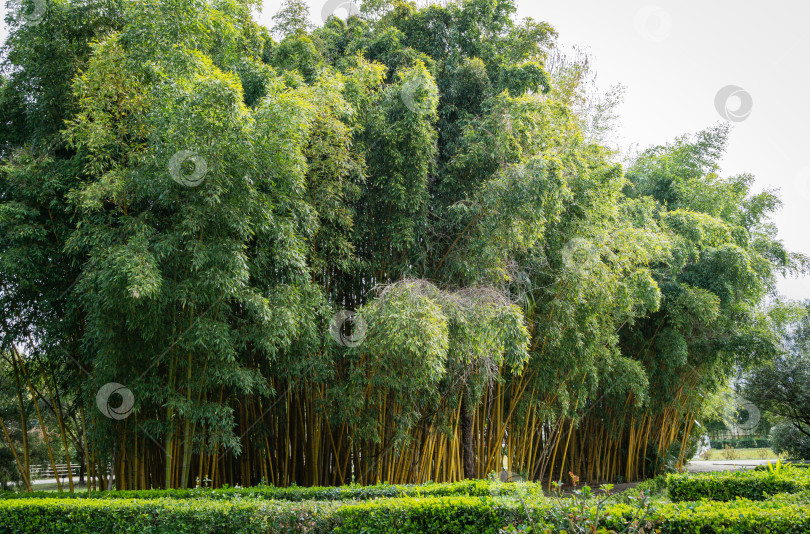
top-left (460, 396), bottom-right (475, 480)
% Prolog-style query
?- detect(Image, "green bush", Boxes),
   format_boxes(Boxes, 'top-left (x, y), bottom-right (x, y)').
top-left (710, 438), bottom-right (771, 449)
top-left (667, 469), bottom-right (810, 502)
top-left (771, 422), bottom-right (810, 460)
top-left (0, 494), bottom-right (550, 534)
top-left (0, 498), bottom-right (340, 534)
top-left (0, 480), bottom-right (544, 502)
top-left (614, 475), bottom-right (668, 504)
top-left (335, 496), bottom-right (549, 534)
top-left (603, 497), bottom-right (810, 533)
top-left (1, 491), bottom-right (808, 534)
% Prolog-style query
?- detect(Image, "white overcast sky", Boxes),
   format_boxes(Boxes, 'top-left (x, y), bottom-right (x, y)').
top-left (2, 0), bottom-right (809, 300)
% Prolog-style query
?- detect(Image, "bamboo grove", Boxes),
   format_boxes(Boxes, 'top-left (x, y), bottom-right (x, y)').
top-left (0, 0), bottom-right (804, 491)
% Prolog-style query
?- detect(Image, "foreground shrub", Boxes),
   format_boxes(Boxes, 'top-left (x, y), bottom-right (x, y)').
top-left (2, 492), bottom-right (809, 534)
top-left (615, 475), bottom-right (668, 504)
top-left (0, 496), bottom-right (547, 534)
top-left (604, 497), bottom-right (810, 534)
top-left (667, 469), bottom-right (810, 502)
top-left (0, 498), bottom-right (340, 534)
top-left (335, 496), bottom-right (550, 534)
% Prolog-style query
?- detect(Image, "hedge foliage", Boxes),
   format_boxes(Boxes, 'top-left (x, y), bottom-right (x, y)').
top-left (0, 480), bottom-right (543, 502)
top-left (604, 497), bottom-right (810, 534)
top-left (0, 498), bottom-right (339, 534)
top-left (667, 469), bottom-right (810, 502)
top-left (2, 489), bottom-right (809, 533)
top-left (335, 496), bottom-right (550, 534)
top-left (710, 438), bottom-right (771, 449)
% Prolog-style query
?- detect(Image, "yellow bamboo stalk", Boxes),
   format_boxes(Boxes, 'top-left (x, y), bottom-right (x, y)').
top-left (0, 414), bottom-right (32, 491)
top-left (14, 348), bottom-right (62, 492)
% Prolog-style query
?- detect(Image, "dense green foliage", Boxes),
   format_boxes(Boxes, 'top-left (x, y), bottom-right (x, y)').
top-left (0, 0), bottom-right (804, 491)
top-left (771, 422), bottom-right (810, 460)
top-left (0, 488), bottom-right (808, 534)
top-left (335, 496), bottom-right (541, 534)
top-left (605, 496), bottom-right (810, 534)
top-left (0, 479), bottom-right (543, 501)
top-left (709, 438), bottom-right (771, 450)
top-left (667, 469), bottom-right (810, 502)
top-left (744, 300), bottom-right (810, 460)
top-left (0, 497), bottom-right (342, 534)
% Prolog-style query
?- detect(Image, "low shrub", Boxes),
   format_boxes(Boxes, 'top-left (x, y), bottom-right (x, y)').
top-left (604, 497), bottom-right (810, 534)
top-left (615, 475), bottom-right (668, 504)
top-left (1, 491), bottom-right (808, 534)
top-left (0, 494), bottom-right (551, 534)
top-left (710, 438), bottom-right (771, 449)
top-left (667, 469), bottom-right (810, 502)
top-left (0, 479), bottom-right (543, 502)
top-left (721, 444), bottom-right (740, 460)
top-left (335, 496), bottom-right (550, 534)
top-left (0, 497), bottom-right (340, 534)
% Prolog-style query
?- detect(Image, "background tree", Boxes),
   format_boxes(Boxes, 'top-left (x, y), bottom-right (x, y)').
top-left (744, 300), bottom-right (810, 457)
top-left (0, 0), bottom-right (805, 490)
top-left (272, 0), bottom-right (312, 38)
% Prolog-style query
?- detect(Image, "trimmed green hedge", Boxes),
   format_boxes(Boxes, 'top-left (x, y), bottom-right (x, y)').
top-left (710, 438), bottom-right (771, 449)
top-left (0, 480), bottom-right (542, 503)
top-left (0, 496), bottom-right (543, 534)
top-left (667, 469), bottom-right (810, 502)
top-left (0, 498), bottom-right (340, 534)
top-left (335, 496), bottom-right (550, 534)
top-left (2, 493), bottom-right (809, 534)
top-left (604, 497), bottom-right (810, 534)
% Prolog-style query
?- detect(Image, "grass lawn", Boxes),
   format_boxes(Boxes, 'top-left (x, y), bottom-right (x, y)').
top-left (697, 448), bottom-right (780, 461)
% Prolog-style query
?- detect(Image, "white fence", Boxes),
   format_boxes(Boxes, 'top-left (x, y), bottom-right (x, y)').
top-left (29, 463), bottom-right (80, 480)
